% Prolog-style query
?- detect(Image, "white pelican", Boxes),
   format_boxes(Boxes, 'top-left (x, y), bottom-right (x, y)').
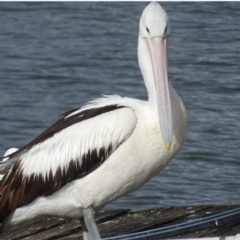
top-left (0, 2), bottom-right (187, 239)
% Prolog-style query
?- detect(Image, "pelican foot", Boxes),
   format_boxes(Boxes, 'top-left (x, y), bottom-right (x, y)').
top-left (81, 207), bottom-right (101, 240)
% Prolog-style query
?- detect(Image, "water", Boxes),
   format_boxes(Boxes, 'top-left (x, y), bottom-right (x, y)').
top-left (0, 2), bottom-right (240, 211)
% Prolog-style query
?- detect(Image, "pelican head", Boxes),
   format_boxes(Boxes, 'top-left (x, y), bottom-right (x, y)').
top-left (138, 2), bottom-right (172, 151)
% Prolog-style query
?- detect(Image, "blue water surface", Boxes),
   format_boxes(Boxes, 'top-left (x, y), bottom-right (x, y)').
top-left (0, 2), bottom-right (240, 210)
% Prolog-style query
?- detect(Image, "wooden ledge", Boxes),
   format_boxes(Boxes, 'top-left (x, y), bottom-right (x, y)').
top-left (1, 205), bottom-right (240, 239)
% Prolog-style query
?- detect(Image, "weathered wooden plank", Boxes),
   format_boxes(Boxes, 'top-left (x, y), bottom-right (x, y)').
top-left (95, 205), bottom-right (211, 239)
top-left (150, 205), bottom-right (240, 239)
top-left (1, 205), bottom-right (240, 240)
top-left (183, 205), bottom-right (240, 219)
top-left (0, 209), bottom-right (130, 240)
top-left (22, 219), bottom-right (82, 240)
top-left (0, 216), bottom-right (69, 240)
top-left (215, 224), bottom-right (240, 237)
top-left (24, 209), bottom-right (130, 240)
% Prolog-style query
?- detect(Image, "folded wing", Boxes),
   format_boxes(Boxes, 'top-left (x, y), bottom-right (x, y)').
top-left (0, 101), bottom-right (137, 223)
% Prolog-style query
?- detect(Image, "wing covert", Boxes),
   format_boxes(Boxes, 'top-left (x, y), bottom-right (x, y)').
top-left (0, 105), bottom-right (137, 223)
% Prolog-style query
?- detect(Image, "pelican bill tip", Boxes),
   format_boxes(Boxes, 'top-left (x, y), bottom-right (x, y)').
top-left (165, 143), bottom-right (171, 151)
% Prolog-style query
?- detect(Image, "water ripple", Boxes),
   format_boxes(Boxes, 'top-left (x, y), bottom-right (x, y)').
top-left (0, 2), bottom-right (239, 210)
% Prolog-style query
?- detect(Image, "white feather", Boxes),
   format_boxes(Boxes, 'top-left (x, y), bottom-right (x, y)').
top-left (21, 104), bottom-right (137, 180)
top-left (0, 148), bottom-right (19, 180)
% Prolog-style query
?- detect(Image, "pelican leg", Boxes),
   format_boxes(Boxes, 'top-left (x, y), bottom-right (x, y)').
top-left (80, 217), bottom-right (92, 240)
top-left (82, 207), bottom-right (101, 240)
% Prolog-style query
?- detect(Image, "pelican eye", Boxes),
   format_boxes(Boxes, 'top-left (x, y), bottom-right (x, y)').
top-left (164, 26), bottom-right (168, 36)
top-left (146, 27), bottom-right (150, 33)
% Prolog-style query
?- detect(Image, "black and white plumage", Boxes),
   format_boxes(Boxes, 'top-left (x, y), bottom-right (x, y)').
top-left (0, 2), bottom-right (187, 239)
top-left (0, 102), bottom-right (130, 220)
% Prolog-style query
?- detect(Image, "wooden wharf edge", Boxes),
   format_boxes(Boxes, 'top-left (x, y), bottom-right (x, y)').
top-left (1, 205), bottom-right (240, 240)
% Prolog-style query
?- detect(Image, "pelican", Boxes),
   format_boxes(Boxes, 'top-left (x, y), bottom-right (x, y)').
top-left (0, 2), bottom-right (187, 239)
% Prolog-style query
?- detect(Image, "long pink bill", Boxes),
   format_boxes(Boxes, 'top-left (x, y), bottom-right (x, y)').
top-left (146, 37), bottom-right (172, 150)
